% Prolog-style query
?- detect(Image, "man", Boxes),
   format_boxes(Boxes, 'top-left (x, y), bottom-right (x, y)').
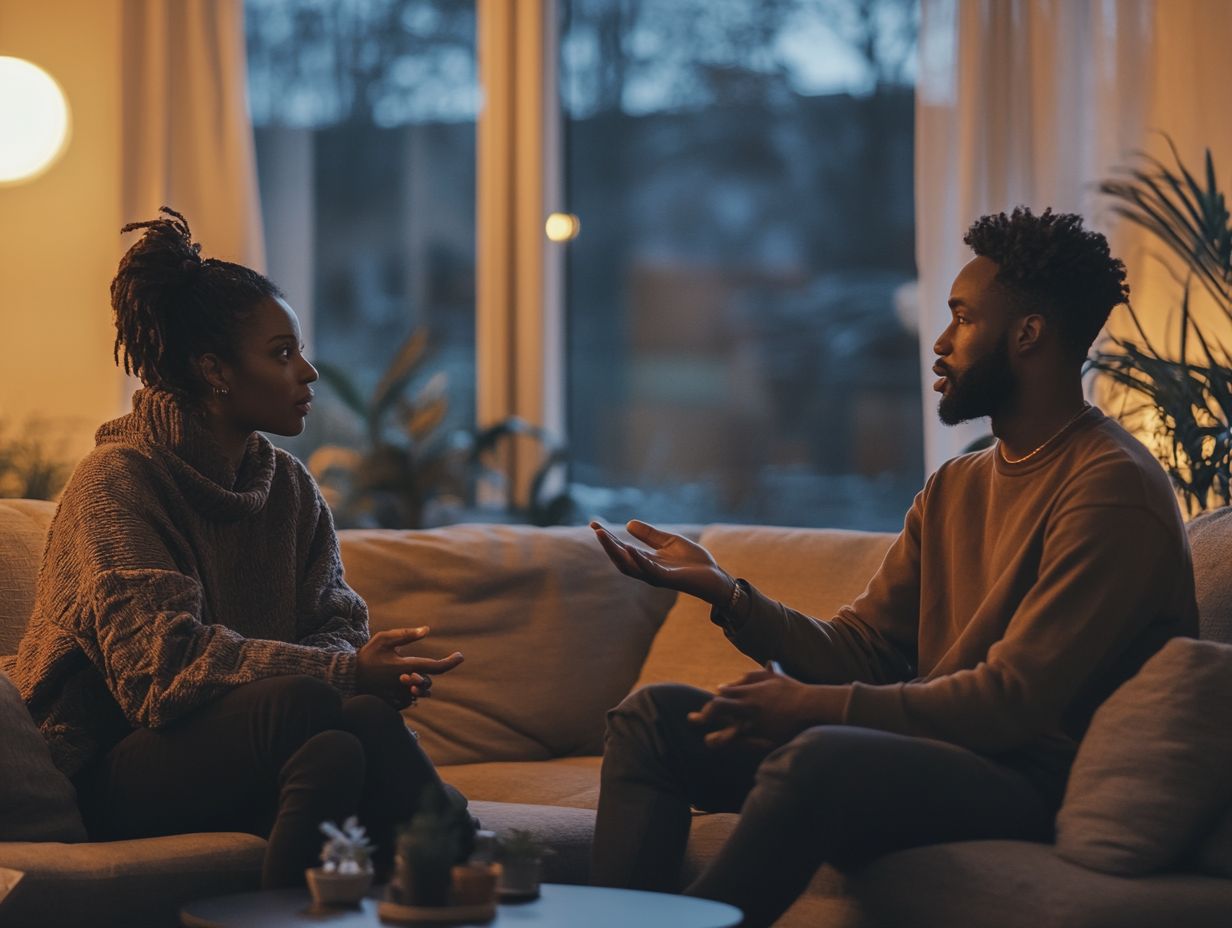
top-left (588, 207), bottom-right (1198, 927)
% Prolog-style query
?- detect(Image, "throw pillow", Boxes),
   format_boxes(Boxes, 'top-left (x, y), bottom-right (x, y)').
top-left (0, 670), bottom-right (88, 842)
top-left (1055, 637), bottom-right (1232, 875)
top-left (339, 524), bottom-right (677, 766)
top-left (634, 524), bottom-right (896, 693)
top-left (0, 499), bottom-right (57, 656)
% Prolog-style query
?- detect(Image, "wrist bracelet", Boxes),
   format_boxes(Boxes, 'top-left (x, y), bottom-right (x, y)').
top-left (726, 578), bottom-right (745, 612)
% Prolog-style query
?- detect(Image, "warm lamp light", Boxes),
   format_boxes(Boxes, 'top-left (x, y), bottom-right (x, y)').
top-left (545, 212), bottom-right (581, 242)
top-left (0, 56), bottom-right (71, 186)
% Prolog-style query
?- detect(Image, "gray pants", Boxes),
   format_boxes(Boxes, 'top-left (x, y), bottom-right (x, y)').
top-left (591, 684), bottom-right (1057, 928)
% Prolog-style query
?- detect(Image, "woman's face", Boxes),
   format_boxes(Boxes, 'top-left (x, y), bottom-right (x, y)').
top-left (214, 296), bottom-right (318, 437)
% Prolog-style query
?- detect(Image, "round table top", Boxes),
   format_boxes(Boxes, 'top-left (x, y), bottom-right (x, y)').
top-left (181, 882), bottom-right (742, 928)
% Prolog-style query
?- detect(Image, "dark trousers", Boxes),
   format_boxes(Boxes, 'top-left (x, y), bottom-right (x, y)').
top-left (74, 675), bottom-right (447, 889)
top-left (592, 684), bottom-right (1058, 928)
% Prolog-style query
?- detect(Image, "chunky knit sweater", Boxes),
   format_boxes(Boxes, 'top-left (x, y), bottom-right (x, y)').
top-left (13, 388), bottom-right (369, 778)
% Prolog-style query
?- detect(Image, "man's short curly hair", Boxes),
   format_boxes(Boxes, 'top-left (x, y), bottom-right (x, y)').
top-left (963, 207), bottom-right (1129, 360)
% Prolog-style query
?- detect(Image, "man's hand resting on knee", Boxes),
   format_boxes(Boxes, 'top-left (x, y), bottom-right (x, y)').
top-left (687, 664), bottom-right (849, 752)
top-left (356, 626), bottom-right (464, 709)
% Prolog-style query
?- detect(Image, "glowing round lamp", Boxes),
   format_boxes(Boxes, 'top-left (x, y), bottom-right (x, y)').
top-left (0, 56), bottom-right (71, 186)
top-left (545, 212), bottom-right (581, 242)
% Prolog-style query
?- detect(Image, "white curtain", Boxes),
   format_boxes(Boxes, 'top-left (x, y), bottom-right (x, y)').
top-left (119, 0), bottom-right (264, 268)
top-left (915, 0), bottom-right (1232, 473)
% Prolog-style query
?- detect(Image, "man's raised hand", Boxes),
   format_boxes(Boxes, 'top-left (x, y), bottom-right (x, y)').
top-left (589, 519), bottom-right (737, 607)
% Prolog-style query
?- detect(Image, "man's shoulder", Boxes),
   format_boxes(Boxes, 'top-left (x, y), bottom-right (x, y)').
top-left (1066, 415), bottom-right (1175, 508)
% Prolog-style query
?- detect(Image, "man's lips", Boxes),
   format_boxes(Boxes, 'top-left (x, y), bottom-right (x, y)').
top-left (933, 363), bottom-right (950, 394)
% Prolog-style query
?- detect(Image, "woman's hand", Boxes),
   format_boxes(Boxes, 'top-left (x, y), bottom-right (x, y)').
top-left (356, 626), bottom-right (464, 709)
top-left (590, 519), bottom-right (737, 607)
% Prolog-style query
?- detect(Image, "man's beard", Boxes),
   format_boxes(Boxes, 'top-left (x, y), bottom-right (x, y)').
top-left (937, 338), bottom-right (1016, 426)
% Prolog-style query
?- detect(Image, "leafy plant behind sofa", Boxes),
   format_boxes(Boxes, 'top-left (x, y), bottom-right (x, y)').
top-left (0, 420), bottom-right (71, 500)
top-left (1089, 139), bottom-right (1232, 516)
top-left (308, 326), bottom-right (576, 529)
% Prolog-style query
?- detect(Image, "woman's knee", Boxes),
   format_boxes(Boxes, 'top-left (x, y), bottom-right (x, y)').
top-left (284, 729), bottom-right (366, 797)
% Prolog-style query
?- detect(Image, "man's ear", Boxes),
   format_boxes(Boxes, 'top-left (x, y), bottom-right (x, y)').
top-left (1014, 314), bottom-right (1046, 356)
top-left (195, 353), bottom-right (231, 394)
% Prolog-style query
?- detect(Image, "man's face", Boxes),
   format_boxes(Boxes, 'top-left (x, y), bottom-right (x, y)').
top-left (932, 256), bottom-right (1017, 426)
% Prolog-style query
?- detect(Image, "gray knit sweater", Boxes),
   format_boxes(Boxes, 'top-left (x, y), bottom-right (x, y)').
top-left (13, 388), bottom-right (368, 778)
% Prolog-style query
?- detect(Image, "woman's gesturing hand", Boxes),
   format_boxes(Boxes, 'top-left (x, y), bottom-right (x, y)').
top-left (356, 626), bottom-right (464, 709)
top-left (590, 519), bottom-right (736, 607)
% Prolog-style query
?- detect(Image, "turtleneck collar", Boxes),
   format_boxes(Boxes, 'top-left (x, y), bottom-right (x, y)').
top-left (95, 387), bottom-right (276, 520)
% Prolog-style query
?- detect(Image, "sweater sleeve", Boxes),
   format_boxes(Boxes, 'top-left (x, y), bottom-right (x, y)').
top-left (722, 489), bottom-right (923, 685)
top-left (294, 481), bottom-right (371, 654)
top-left (62, 456), bottom-right (359, 730)
top-left (841, 502), bottom-right (1180, 753)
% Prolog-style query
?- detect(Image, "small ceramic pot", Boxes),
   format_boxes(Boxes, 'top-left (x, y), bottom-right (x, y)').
top-left (497, 858), bottom-right (541, 901)
top-left (305, 866), bottom-right (373, 907)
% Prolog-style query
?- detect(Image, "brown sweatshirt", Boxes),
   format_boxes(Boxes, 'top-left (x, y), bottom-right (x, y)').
top-left (13, 388), bottom-right (369, 778)
top-left (722, 406), bottom-right (1198, 790)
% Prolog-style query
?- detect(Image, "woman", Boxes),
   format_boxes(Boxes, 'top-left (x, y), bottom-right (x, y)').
top-left (12, 207), bottom-right (464, 888)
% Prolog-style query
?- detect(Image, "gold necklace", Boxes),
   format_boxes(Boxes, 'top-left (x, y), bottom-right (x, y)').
top-left (999, 403), bottom-right (1091, 465)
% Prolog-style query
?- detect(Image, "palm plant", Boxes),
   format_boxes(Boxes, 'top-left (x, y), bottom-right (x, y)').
top-left (0, 420), bottom-right (71, 500)
top-left (1088, 139), bottom-right (1232, 516)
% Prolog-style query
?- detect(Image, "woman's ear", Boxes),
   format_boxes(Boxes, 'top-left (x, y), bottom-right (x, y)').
top-left (195, 353), bottom-right (231, 395)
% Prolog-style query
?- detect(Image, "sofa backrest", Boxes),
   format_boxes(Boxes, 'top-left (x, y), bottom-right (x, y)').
top-left (635, 524), bottom-right (898, 693)
top-left (0, 499), bottom-right (56, 658)
top-left (338, 524), bottom-right (679, 765)
top-left (1186, 507), bottom-right (1232, 645)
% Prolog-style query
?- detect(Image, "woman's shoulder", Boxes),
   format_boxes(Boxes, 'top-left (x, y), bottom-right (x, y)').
top-left (65, 441), bottom-right (167, 500)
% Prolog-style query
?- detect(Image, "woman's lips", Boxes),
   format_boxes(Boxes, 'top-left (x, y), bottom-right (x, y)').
top-left (295, 400), bottom-right (312, 415)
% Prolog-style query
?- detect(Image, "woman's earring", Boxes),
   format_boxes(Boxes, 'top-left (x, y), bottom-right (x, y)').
top-left (213, 386), bottom-right (230, 397)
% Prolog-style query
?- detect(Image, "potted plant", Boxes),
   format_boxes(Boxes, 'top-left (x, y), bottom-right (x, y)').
top-left (1089, 138), bottom-right (1232, 516)
top-left (305, 816), bottom-right (374, 907)
top-left (496, 829), bottom-right (552, 902)
top-left (387, 786), bottom-right (475, 908)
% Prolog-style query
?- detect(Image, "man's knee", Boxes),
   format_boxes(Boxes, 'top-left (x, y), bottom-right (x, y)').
top-left (606, 684), bottom-right (709, 746)
top-left (758, 726), bottom-right (888, 793)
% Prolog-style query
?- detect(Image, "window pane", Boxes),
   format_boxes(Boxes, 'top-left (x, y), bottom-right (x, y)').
top-left (562, 0), bottom-right (921, 530)
top-left (246, 0), bottom-right (477, 526)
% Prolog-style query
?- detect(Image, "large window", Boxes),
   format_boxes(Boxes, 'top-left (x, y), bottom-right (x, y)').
top-left (246, 0), bottom-right (478, 525)
top-left (561, 0), bottom-right (921, 531)
top-left (245, 0), bottom-right (922, 531)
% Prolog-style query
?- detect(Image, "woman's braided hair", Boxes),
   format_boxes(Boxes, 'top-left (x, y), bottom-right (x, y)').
top-left (110, 206), bottom-right (281, 397)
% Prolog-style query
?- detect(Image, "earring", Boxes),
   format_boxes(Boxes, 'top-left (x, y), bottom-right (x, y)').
top-left (213, 386), bottom-right (230, 397)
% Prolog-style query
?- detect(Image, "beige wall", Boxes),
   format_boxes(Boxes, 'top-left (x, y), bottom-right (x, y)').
top-left (0, 0), bottom-right (126, 464)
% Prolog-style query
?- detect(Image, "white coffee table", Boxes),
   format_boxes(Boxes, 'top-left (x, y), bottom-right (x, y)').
top-left (181, 882), bottom-right (741, 928)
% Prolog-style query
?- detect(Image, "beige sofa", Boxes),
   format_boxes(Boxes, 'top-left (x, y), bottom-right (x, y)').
top-left (2, 497), bottom-right (1232, 927)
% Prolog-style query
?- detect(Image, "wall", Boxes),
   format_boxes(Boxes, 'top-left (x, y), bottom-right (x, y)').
top-left (0, 0), bottom-right (125, 465)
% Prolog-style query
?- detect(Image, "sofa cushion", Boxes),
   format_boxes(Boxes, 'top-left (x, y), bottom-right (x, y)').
top-left (0, 499), bottom-right (56, 656)
top-left (441, 757), bottom-right (602, 809)
top-left (1196, 802), bottom-right (1232, 878)
top-left (847, 839), bottom-right (1232, 928)
top-left (1055, 637), bottom-right (1232, 875)
top-left (0, 670), bottom-right (87, 843)
top-left (636, 525), bottom-right (895, 693)
top-left (1186, 506), bottom-right (1232, 644)
top-left (339, 525), bottom-right (676, 766)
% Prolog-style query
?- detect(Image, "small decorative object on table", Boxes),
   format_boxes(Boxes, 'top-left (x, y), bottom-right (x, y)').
top-left (380, 787), bottom-right (494, 925)
top-left (496, 828), bottom-right (552, 902)
top-left (305, 816), bottom-right (374, 909)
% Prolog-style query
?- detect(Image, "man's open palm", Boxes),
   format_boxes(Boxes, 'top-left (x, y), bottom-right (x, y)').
top-left (590, 519), bottom-right (734, 606)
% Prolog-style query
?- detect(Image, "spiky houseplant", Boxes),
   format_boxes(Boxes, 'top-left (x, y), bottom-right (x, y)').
top-left (1088, 139), bottom-right (1232, 516)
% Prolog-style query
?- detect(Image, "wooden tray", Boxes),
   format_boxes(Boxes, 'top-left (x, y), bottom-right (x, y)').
top-left (377, 900), bottom-right (497, 925)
